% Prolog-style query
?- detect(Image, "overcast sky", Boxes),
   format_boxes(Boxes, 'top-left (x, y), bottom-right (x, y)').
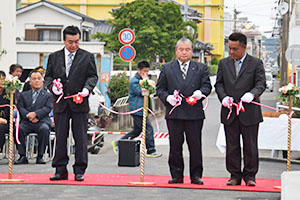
top-left (224, 0), bottom-right (278, 36)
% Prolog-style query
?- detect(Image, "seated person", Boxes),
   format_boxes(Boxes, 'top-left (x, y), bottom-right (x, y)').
top-left (15, 70), bottom-right (52, 164)
top-left (8, 64), bottom-right (23, 79)
top-left (0, 71), bottom-right (11, 152)
top-left (23, 66), bottom-right (46, 92)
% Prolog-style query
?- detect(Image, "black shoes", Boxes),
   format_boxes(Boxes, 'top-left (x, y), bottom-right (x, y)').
top-left (14, 156), bottom-right (29, 165)
top-left (75, 174), bottom-right (84, 181)
top-left (168, 178), bottom-right (184, 184)
top-left (49, 173), bottom-right (68, 181)
top-left (36, 158), bottom-right (46, 164)
top-left (227, 179), bottom-right (241, 186)
top-left (191, 177), bottom-right (204, 185)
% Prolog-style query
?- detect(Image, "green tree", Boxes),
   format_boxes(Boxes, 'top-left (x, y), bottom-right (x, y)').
top-left (91, 0), bottom-right (197, 63)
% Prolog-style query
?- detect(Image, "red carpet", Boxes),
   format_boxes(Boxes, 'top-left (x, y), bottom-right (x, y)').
top-left (0, 173), bottom-right (280, 192)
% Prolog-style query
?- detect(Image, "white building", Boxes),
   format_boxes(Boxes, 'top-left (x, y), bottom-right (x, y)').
top-left (0, 0), bottom-right (17, 75)
top-left (16, 0), bottom-right (105, 81)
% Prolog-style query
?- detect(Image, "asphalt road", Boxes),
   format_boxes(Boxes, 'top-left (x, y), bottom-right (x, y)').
top-left (1, 78), bottom-right (299, 200)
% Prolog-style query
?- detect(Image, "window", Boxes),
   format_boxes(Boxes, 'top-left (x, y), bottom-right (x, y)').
top-left (38, 29), bottom-right (61, 41)
top-left (25, 29), bottom-right (38, 41)
top-left (82, 30), bottom-right (90, 42)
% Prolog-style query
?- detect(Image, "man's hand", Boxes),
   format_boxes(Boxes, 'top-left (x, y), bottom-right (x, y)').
top-left (31, 118), bottom-right (39, 123)
top-left (191, 90), bottom-right (202, 100)
top-left (78, 88), bottom-right (89, 97)
top-left (26, 112), bottom-right (37, 121)
top-left (222, 96), bottom-right (233, 108)
top-left (167, 95), bottom-right (179, 106)
top-left (241, 92), bottom-right (254, 103)
top-left (52, 85), bottom-right (63, 95)
top-left (0, 118), bottom-right (7, 124)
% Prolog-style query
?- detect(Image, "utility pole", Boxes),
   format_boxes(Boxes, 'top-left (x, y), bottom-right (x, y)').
top-left (184, 0), bottom-right (188, 22)
top-left (233, 6), bottom-right (241, 32)
top-left (280, 0), bottom-right (290, 86)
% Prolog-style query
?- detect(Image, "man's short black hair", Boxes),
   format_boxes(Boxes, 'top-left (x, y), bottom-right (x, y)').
top-left (229, 32), bottom-right (247, 46)
top-left (137, 60), bottom-right (150, 70)
top-left (9, 64), bottom-right (23, 75)
top-left (63, 25), bottom-right (81, 40)
top-left (29, 70), bottom-right (43, 78)
top-left (0, 70), bottom-right (6, 78)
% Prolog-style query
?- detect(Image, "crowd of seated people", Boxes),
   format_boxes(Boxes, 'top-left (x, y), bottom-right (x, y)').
top-left (0, 65), bottom-right (53, 165)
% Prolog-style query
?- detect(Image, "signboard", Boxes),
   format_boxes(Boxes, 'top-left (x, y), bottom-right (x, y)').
top-left (118, 28), bottom-right (135, 45)
top-left (286, 44), bottom-right (300, 66)
top-left (119, 45), bottom-right (136, 62)
top-left (100, 72), bottom-right (110, 83)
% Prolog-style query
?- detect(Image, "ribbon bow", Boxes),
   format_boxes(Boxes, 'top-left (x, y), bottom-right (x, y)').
top-left (226, 100), bottom-right (245, 120)
top-left (168, 90), bottom-right (182, 115)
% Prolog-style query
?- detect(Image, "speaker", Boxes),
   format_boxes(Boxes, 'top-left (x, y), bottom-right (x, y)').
top-left (118, 140), bottom-right (141, 167)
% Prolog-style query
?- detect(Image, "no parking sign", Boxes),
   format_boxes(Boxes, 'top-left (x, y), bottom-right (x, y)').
top-left (119, 45), bottom-right (136, 62)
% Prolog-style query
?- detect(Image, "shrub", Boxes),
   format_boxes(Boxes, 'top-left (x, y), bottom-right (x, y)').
top-left (208, 65), bottom-right (218, 75)
top-left (211, 56), bottom-right (219, 65)
top-left (107, 72), bottom-right (129, 104)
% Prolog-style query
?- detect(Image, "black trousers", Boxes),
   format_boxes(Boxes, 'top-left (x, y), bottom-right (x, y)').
top-left (0, 124), bottom-right (9, 150)
top-left (119, 114), bottom-right (156, 154)
top-left (17, 121), bottom-right (50, 157)
top-left (166, 119), bottom-right (203, 179)
top-left (52, 106), bottom-right (88, 175)
top-left (224, 118), bottom-right (259, 182)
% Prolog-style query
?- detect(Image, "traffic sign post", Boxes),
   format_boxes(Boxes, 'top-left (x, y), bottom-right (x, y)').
top-left (119, 28), bottom-right (136, 78)
top-left (119, 28), bottom-right (135, 45)
top-left (119, 45), bottom-right (136, 62)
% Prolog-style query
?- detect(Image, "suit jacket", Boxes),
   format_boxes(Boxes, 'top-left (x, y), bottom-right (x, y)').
top-left (44, 48), bottom-right (98, 113)
top-left (17, 89), bottom-right (52, 128)
top-left (215, 54), bottom-right (266, 126)
top-left (156, 60), bottom-right (212, 120)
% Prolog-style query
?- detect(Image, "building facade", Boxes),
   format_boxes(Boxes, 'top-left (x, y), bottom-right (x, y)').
top-left (21, 0), bottom-right (225, 59)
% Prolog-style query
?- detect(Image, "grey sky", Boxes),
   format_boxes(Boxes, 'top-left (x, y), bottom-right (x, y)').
top-left (224, 0), bottom-right (278, 35)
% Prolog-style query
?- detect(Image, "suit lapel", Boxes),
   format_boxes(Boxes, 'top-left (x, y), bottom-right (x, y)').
top-left (58, 49), bottom-right (66, 78)
top-left (171, 60), bottom-right (185, 90)
top-left (68, 48), bottom-right (82, 77)
top-left (227, 57), bottom-right (237, 79)
top-left (237, 54), bottom-right (250, 78)
top-left (181, 61), bottom-right (196, 92)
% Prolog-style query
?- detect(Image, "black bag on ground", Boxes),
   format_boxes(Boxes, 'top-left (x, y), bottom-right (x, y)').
top-left (118, 140), bottom-right (140, 167)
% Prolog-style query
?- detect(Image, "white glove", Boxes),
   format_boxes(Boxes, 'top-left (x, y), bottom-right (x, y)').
top-left (52, 85), bottom-right (62, 96)
top-left (241, 92), bottom-right (254, 103)
top-left (222, 96), bottom-right (233, 108)
top-left (191, 90), bottom-right (202, 100)
top-left (78, 88), bottom-right (89, 97)
top-left (167, 95), bottom-right (178, 106)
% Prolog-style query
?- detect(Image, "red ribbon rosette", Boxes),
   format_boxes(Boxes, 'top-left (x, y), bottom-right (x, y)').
top-left (186, 96), bottom-right (197, 106)
top-left (73, 94), bottom-right (83, 104)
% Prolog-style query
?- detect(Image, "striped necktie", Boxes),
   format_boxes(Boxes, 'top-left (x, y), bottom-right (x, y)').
top-left (66, 53), bottom-right (73, 77)
top-left (181, 62), bottom-right (187, 80)
top-left (32, 91), bottom-right (38, 104)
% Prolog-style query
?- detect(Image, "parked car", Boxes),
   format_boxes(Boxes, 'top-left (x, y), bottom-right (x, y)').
top-left (265, 73), bottom-right (274, 92)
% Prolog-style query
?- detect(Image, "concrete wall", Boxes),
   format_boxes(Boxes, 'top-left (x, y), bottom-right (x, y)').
top-left (107, 97), bottom-right (165, 131)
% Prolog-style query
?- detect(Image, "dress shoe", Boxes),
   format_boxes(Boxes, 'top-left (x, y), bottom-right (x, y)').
top-left (191, 177), bottom-right (204, 185)
top-left (75, 174), bottom-right (84, 181)
top-left (49, 173), bottom-right (68, 181)
top-left (227, 179), bottom-right (241, 186)
top-left (246, 180), bottom-right (256, 186)
top-left (36, 158), bottom-right (46, 164)
top-left (168, 178), bottom-right (183, 184)
top-left (14, 156), bottom-right (29, 165)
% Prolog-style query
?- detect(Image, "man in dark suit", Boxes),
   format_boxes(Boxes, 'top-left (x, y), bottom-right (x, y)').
top-left (156, 38), bottom-right (212, 185)
top-left (15, 70), bottom-right (52, 165)
top-left (215, 32), bottom-right (266, 186)
top-left (45, 25), bottom-right (98, 181)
